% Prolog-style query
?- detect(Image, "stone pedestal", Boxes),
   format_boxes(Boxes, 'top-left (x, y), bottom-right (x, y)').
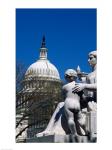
top-left (26, 134), bottom-right (96, 143)
top-left (86, 111), bottom-right (97, 135)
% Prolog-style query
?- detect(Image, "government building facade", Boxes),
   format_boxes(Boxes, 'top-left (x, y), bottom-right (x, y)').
top-left (16, 36), bottom-right (63, 142)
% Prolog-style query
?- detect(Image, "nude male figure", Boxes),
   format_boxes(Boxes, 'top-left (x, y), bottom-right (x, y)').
top-left (72, 50), bottom-right (97, 111)
top-left (63, 69), bottom-right (81, 135)
top-left (63, 69), bottom-right (86, 136)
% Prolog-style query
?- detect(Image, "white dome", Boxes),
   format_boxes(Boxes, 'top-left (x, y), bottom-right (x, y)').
top-left (25, 59), bottom-right (60, 80)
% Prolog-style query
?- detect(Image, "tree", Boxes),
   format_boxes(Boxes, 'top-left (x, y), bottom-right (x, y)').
top-left (16, 62), bottom-right (63, 142)
top-left (16, 61), bottom-right (26, 92)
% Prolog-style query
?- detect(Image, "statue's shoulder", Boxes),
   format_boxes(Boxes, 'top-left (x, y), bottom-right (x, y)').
top-left (63, 81), bottom-right (75, 90)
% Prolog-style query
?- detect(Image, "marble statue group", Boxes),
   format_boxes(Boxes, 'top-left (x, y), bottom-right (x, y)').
top-left (36, 51), bottom-right (97, 142)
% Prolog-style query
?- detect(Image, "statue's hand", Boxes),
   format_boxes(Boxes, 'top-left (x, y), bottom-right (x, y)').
top-left (72, 83), bottom-right (85, 93)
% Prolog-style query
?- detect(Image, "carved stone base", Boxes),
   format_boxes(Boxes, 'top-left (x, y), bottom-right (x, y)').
top-left (26, 134), bottom-right (97, 143)
top-left (86, 111), bottom-right (97, 134)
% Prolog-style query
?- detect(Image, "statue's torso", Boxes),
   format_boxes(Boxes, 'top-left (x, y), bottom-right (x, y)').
top-left (63, 81), bottom-right (80, 110)
top-left (85, 70), bottom-right (97, 101)
top-left (87, 70), bottom-right (96, 84)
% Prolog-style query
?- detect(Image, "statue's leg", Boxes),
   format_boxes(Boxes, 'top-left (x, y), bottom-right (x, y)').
top-left (87, 101), bottom-right (97, 112)
top-left (64, 108), bottom-right (78, 136)
top-left (76, 111), bottom-right (87, 135)
top-left (36, 102), bottom-right (64, 137)
top-left (45, 102), bottom-right (64, 131)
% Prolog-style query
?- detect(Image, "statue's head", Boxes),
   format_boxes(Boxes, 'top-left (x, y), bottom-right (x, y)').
top-left (64, 69), bottom-right (77, 82)
top-left (88, 50), bottom-right (97, 67)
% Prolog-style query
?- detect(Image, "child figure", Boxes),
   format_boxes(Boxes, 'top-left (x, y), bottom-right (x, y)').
top-left (63, 69), bottom-right (86, 136)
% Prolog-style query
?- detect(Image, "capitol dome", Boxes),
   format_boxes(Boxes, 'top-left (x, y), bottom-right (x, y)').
top-left (25, 59), bottom-right (60, 80)
top-left (25, 36), bottom-right (60, 81)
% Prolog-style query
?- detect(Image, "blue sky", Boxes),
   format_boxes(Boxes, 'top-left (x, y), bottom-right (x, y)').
top-left (16, 9), bottom-right (97, 80)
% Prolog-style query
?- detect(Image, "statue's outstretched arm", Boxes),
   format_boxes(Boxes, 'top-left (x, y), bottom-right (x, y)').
top-left (72, 83), bottom-right (96, 93)
top-left (83, 83), bottom-right (96, 91)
